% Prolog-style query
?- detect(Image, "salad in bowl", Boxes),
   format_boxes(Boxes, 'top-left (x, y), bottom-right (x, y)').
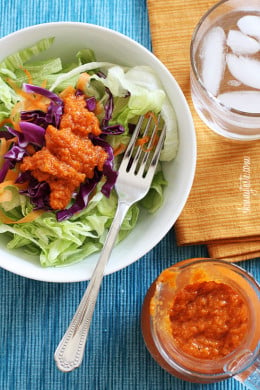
top-left (0, 23), bottom-right (195, 281)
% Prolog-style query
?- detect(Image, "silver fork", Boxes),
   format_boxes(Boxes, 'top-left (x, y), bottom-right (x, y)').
top-left (54, 114), bottom-right (166, 372)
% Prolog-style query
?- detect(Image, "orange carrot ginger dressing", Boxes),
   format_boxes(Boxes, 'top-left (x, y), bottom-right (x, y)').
top-left (20, 87), bottom-right (108, 210)
top-left (169, 281), bottom-right (249, 360)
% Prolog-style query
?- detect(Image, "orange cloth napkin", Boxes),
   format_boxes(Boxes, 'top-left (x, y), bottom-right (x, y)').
top-left (147, 0), bottom-right (260, 262)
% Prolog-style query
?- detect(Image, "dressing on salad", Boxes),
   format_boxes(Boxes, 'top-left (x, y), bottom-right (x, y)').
top-left (20, 86), bottom-right (108, 210)
top-left (0, 37), bottom-right (178, 267)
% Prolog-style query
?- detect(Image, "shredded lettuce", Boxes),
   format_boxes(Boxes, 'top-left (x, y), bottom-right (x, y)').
top-left (0, 37), bottom-right (178, 267)
top-left (13, 58), bottom-right (63, 88)
top-left (0, 184), bottom-right (139, 266)
top-left (0, 78), bottom-right (20, 121)
top-left (100, 65), bottom-right (178, 161)
top-left (140, 169), bottom-right (168, 213)
top-left (0, 37), bottom-right (55, 73)
top-left (92, 65), bottom-right (165, 123)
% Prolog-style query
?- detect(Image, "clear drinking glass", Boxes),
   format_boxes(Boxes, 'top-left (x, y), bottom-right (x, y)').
top-left (141, 258), bottom-right (260, 388)
top-left (190, 0), bottom-right (260, 141)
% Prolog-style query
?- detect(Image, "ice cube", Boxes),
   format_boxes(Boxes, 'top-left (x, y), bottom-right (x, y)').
top-left (237, 15), bottom-right (260, 40)
top-left (217, 91), bottom-right (260, 113)
top-left (226, 54), bottom-right (260, 89)
top-left (228, 79), bottom-right (241, 87)
top-left (227, 29), bottom-right (259, 55)
top-left (200, 26), bottom-right (226, 96)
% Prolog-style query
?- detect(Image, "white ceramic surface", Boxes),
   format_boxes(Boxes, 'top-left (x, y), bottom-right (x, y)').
top-left (0, 22), bottom-right (196, 282)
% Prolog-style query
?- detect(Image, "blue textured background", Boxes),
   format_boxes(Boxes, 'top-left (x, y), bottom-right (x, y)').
top-left (0, 1), bottom-right (259, 389)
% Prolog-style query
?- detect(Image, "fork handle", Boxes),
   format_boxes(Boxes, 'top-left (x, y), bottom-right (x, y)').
top-left (54, 200), bottom-right (131, 372)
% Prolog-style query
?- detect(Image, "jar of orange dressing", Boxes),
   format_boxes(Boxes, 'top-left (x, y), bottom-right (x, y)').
top-left (141, 258), bottom-right (260, 388)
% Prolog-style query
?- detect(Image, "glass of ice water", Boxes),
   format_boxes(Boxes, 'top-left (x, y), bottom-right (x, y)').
top-left (190, 0), bottom-right (260, 141)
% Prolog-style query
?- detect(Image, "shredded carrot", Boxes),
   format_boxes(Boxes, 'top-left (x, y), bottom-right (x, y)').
top-left (2, 72), bottom-right (53, 140)
top-left (0, 139), bottom-right (18, 171)
top-left (0, 181), bottom-right (13, 190)
top-left (76, 73), bottom-right (104, 116)
top-left (8, 102), bottom-right (23, 130)
top-left (145, 111), bottom-right (158, 124)
top-left (7, 78), bottom-right (34, 101)
top-left (113, 143), bottom-right (127, 156)
top-left (95, 101), bottom-right (104, 116)
top-left (1, 138), bottom-right (18, 170)
top-left (7, 77), bottom-right (50, 112)
top-left (137, 112), bottom-right (160, 152)
top-left (0, 179), bottom-right (28, 204)
top-left (0, 118), bottom-right (13, 127)
top-left (76, 72), bottom-right (90, 91)
top-left (5, 169), bottom-right (19, 181)
top-left (0, 138), bottom-right (7, 157)
top-left (41, 79), bottom-right (47, 89)
top-left (20, 67), bottom-right (33, 84)
top-left (136, 135), bottom-right (150, 147)
top-left (0, 209), bottom-right (44, 224)
top-left (0, 189), bottom-right (13, 202)
top-left (0, 180), bottom-right (27, 191)
top-left (59, 85), bottom-right (76, 99)
top-left (6, 137), bottom-right (16, 148)
top-left (2, 89), bottom-right (49, 131)
top-left (146, 134), bottom-right (159, 152)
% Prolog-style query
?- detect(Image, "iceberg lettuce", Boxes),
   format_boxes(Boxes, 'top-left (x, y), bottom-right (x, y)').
top-left (0, 184), bottom-right (139, 266)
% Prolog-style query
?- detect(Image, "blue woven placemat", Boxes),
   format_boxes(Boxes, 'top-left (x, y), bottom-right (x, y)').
top-left (0, 1), bottom-right (259, 389)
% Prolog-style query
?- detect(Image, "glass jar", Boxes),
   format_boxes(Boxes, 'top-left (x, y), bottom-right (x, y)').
top-left (141, 258), bottom-right (260, 387)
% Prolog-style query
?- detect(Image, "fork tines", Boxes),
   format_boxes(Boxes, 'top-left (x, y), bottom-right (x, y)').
top-left (122, 114), bottom-right (166, 178)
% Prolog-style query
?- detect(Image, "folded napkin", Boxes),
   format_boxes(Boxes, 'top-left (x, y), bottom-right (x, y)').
top-left (147, 0), bottom-right (260, 262)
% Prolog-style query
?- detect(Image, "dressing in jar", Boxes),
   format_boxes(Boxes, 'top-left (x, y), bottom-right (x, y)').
top-left (141, 258), bottom-right (260, 387)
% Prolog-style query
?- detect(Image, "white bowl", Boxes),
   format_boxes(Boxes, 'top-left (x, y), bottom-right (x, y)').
top-left (0, 22), bottom-right (196, 282)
